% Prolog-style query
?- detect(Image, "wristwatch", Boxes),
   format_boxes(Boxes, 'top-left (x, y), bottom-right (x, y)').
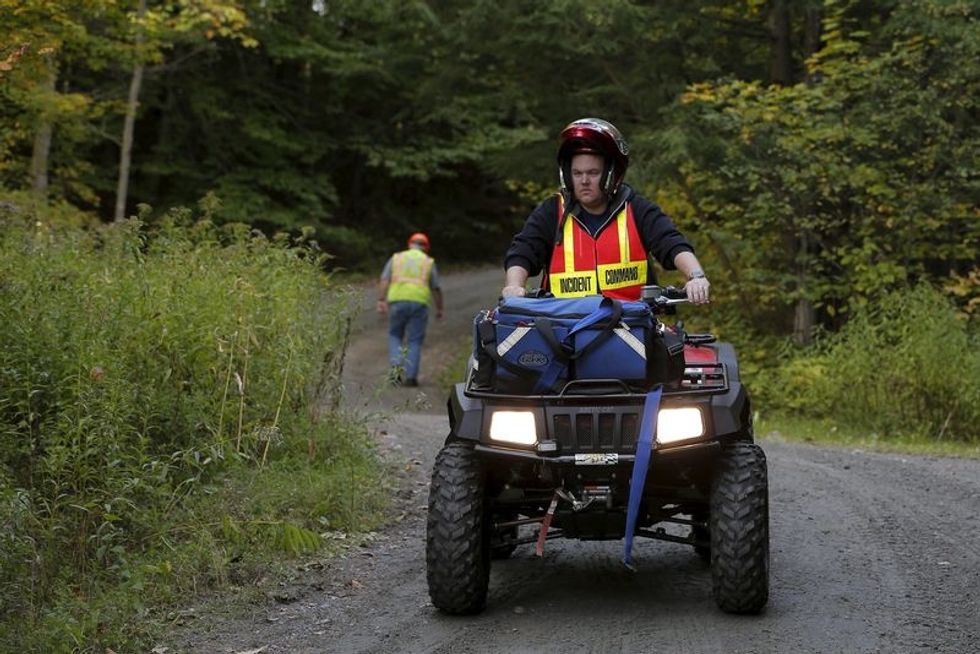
top-left (688, 269), bottom-right (706, 280)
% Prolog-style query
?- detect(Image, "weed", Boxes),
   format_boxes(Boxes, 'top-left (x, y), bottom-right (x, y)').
top-left (761, 284), bottom-right (979, 442)
top-left (0, 208), bottom-right (385, 651)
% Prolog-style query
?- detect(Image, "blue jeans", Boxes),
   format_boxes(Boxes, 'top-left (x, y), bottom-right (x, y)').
top-left (388, 301), bottom-right (429, 380)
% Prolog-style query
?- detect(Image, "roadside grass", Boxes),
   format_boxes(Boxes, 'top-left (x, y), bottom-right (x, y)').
top-left (758, 414), bottom-right (980, 459)
top-left (0, 208), bottom-right (388, 652)
top-left (754, 285), bottom-right (979, 444)
top-left (9, 436), bottom-right (390, 651)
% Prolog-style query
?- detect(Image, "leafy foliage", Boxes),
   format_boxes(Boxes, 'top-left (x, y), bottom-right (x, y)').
top-left (1, 0), bottom-right (793, 267)
top-left (0, 0), bottom-right (253, 206)
top-left (760, 284), bottom-right (979, 441)
top-left (655, 0), bottom-right (979, 336)
top-left (0, 203), bottom-right (385, 651)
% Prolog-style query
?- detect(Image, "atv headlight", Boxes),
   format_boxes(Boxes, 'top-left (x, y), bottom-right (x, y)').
top-left (489, 411), bottom-right (537, 446)
top-left (657, 407), bottom-right (704, 445)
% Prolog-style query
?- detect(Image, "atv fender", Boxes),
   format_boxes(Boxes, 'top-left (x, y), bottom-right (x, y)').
top-left (448, 382), bottom-right (483, 441)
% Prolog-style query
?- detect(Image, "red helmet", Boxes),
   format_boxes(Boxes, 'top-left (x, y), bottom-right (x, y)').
top-left (407, 232), bottom-right (430, 252)
top-left (557, 118), bottom-right (630, 196)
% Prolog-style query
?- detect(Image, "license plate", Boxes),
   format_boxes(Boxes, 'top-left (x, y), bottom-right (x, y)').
top-left (574, 453), bottom-right (619, 465)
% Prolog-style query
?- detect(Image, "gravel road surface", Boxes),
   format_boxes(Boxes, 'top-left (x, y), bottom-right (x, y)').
top-left (171, 266), bottom-right (980, 654)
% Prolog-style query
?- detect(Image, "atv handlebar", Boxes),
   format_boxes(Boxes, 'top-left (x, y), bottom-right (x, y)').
top-left (640, 285), bottom-right (688, 309)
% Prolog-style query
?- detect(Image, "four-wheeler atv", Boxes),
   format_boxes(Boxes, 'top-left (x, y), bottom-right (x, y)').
top-left (425, 286), bottom-right (769, 615)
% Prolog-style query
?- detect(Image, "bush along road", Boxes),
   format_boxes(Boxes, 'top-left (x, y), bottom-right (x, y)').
top-left (171, 266), bottom-right (980, 654)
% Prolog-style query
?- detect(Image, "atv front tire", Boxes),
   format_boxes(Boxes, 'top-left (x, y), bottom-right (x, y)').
top-left (710, 442), bottom-right (769, 614)
top-left (426, 441), bottom-right (490, 614)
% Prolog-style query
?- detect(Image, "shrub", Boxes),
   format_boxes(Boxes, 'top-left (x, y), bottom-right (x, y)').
top-left (764, 284), bottom-right (980, 441)
top-left (0, 207), bottom-right (384, 650)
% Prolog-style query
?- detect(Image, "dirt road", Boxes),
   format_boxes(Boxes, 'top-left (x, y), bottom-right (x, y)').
top-left (173, 266), bottom-right (980, 654)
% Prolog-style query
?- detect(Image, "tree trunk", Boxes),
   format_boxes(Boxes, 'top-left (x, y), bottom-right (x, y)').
top-left (30, 58), bottom-right (57, 197)
top-left (794, 5), bottom-right (822, 345)
top-left (793, 231), bottom-right (815, 345)
top-left (794, 298), bottom-right (815, 345)
top-left (793, 298), bottom-right (816, 345)
top-left (114, 0), bottom-right (147, 222)
top-left (768, 0), bottom-right (793, 86)
top-left (770, 1), bottom-right (817, 343)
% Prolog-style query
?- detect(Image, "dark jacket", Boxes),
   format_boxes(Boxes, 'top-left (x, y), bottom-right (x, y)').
top-left (503, 184), bottom-right (694, 278)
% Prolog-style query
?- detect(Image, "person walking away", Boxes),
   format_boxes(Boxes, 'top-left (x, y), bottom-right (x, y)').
top-left (377, 232), bottom-right (444, 386)
top-left (501, 117), bottom-right (711, 303)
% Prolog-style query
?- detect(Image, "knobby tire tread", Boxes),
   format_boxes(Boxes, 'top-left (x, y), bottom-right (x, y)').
top-left (426, 442), bottom-right (490, 614)
top-left (710, 442), bottom-right (770, 614)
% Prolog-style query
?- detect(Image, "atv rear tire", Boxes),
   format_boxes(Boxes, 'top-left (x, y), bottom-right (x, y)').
top-left (710, 442), bottom-right (769, 614)
top-left (426, 441), bottom-right (490, 614)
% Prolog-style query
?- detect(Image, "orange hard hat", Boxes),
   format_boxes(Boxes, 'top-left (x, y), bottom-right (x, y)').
top-left (407, 232), bottom-right (430, 252)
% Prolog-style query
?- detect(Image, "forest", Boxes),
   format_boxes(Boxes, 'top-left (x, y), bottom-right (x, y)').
top-left (3, 0), bottom-right (977, 338)
top-left (1, 0), bottom-right (977, 650)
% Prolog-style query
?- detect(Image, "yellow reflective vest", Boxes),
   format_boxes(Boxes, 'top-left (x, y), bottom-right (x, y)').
top-left (386, 248), bottom-right (434, 304)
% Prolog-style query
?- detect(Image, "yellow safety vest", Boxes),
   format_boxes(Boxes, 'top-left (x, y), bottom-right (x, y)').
top-left (387, 248), bottom-right (434, 304)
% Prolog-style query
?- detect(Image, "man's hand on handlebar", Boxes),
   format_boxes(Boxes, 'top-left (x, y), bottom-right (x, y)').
top-left (502, 266), bottom-right (530, 299)
top-left (684, 277), bottom-right (711, 304)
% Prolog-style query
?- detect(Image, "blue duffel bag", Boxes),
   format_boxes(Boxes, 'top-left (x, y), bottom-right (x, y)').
top-left (471, 295), bottom-right (658, 394)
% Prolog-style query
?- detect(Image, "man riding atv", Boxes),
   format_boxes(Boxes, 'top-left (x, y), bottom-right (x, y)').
top-left (501, 117), bottom-right (711, 305)
top-left (425, 118), bottom-right (769, 616)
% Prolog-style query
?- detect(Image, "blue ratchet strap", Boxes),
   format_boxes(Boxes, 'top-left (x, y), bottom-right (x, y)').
top-left (533, 298), bottom-right (617, 393)
top-left (623, 384), bottom-right (663, 570)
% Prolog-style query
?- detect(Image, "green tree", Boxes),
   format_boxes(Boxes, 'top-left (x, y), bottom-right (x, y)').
top-left (0, 1), bottom-right (253, 220)
top-left (658, 0), bottom-right (979, 341)
top-left (0, 0), bottom-right (127, 206)
top-left (114, 0), bottom-right (254, 222)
